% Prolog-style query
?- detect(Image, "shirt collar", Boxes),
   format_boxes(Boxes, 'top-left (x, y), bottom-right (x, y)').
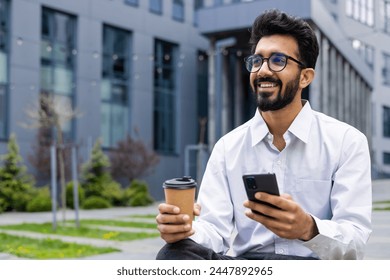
top-left (249, 100), bottom-right (313, 147)
top-left (288, 100), bottom-right (313, 144)
top-left (250, 109), bottom-right (270, 147)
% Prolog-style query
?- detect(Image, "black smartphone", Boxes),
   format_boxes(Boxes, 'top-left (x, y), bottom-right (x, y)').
top-left (243, 173), bottom-right (280, 213)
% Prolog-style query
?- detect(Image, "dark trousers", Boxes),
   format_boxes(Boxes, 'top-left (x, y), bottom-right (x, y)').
top-left (156, 239), bottom-right (318, 260)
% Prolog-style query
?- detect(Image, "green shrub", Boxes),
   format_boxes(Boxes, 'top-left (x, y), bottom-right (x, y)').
top-left (124, 180), bottom-right (154, 207)
top-left (80, 139), bottom-right (123, 207)
top-left (66, 181), bottom-right (85, 209)
top-left (82, 196), bottom-right (111, 209)
top-left (100, 181), bottom-right (124, 206)
top-left (81, 139), bottom-right (112, 197)
top-left (0, 197), bottom-right (6, 213)
top-left (128, 192), bottom-right (153, 207)
top-left (0, 134), bottom-right (35, 212)
top-left (12, 190), bottom-right (35, 211)
top-left (26, 187), bottom-right (52, 212)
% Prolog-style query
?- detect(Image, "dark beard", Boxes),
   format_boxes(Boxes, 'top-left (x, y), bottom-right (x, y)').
top-left (254, 73), bottom-right (300, 112)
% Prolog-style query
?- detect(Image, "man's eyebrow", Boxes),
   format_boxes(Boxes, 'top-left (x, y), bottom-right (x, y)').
top-left (254, 51), bottom-right (287, 56)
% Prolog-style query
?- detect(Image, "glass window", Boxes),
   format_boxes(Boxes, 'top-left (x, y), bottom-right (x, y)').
top-left (194, 0), bottom-right (204, 9)
top-left (197, 51), bottom-right (208, 144)
top-left (214, 0), bottom-right (224, 6)
top-left (351, 39), bottom-right (374, 69)
top-left (346, 0), bottom-right (353, 16)
top-left (365, 44), bottom-right (374, 68)
top-left (0, 85), bottom-right (6, 138)
top-left (384, 0), bottom-right (390, 33)
top-left (40, 8), bottom-right (77, 142)
top-left (101, 25), bottom-right (131, 148)
top-left (124, 0), bottom-right (138, 6)
top-left (384, 152), bottom-right (390, 164)
top-left (153, 39), bottom-right (178, 154)
top-left (149, 0), bottom-right (163, 14)
top-left (346, 0), bottom-right (374, 26)
top-left (0, 52), bottom-right (7, 83)
top-left (194, 0), bottom-right (204, 26)
top-left (383, 53), bottom-right (390, 85)
top-left (384, 106), bottom-right (390, 137)
top-left (173, 0), bottom-right (184, 22)
top-left (0, 0), bottom-right (8, 139)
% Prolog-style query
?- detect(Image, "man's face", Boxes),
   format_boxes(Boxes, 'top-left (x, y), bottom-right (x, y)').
top-left (250, 34), bottom-right (302, 112)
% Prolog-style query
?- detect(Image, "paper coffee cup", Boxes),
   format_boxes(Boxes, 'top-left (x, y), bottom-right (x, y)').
top-left (163, 176), bottom-right (197, 223)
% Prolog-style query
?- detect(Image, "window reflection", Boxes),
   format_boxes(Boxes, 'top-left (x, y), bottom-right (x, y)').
top-left (40, 8), bottom-right (76, 142)
top-left (101, 25), bottom-right (130, 147)
top-left (153, 39), bottom-right (177, 154)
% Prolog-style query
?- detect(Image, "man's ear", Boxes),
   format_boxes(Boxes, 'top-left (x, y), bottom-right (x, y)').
top-left (300, 68), bottom-right (315, 88)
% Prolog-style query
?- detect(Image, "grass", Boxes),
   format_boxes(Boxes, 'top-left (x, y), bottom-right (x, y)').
top-left (373, 206), bottom-right (390, 211)
top-left (0, 233), bottom-right (118, 259)
top-left (373, 200), bottom-right (390, 211)
top-left (0, 216), bottom-right (160, 259)
top-left (373, 200), bottom-right (390, 204)
top-left (80, 219), bottom-right (156, 229)
top-left (0, 222), bottom-right (159, 241)
top-left (127, 214), bottom-right (157, 219)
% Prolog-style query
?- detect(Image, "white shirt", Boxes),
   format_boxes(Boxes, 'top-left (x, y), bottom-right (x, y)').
top-left (191, 101), bottom-right (372, 259)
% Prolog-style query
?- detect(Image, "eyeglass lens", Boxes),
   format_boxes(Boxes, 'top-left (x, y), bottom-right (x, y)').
top-left (246, 53), bottom-right (287, 73)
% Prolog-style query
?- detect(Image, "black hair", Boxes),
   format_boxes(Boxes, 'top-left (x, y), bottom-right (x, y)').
top-left (249, 9), bottom-right (319, 69)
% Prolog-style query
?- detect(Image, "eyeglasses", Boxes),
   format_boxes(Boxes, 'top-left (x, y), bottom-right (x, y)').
top-left (244, 53), bottom-right (306, 73)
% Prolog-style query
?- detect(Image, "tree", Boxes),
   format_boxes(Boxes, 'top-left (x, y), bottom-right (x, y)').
top-left (0, 134), bottom-right (35, 212)
top-left (80, 138), bottom-right (122, 206)
top-left (23, 94), bottom-right (80, 221)
top-left (109, 134), bottom-right (159, 184)
top-left (28, 127), bottom-right (72, 182)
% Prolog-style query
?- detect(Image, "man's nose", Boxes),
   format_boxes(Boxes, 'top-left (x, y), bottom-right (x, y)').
top-left (257, 59), bottom-right (273, 76)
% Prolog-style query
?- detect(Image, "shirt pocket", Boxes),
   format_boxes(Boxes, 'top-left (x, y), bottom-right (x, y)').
top-left (290, 179), bottom-right (333, 218)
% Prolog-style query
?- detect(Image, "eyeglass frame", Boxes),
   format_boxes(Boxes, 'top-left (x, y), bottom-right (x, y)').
top-left (244, 52), bottom-right (306, 73)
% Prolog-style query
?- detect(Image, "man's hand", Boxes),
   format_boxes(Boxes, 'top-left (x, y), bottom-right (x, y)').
top-left (156, 203), bottom-right (201, 243)
top-left (243, 192), bottom-right (318, 241)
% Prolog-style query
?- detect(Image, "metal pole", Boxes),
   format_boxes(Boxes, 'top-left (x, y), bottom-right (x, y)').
top-left (71, 146), bottom-right (80, 228)
top-left (50, 144), bottom-right (57, 231)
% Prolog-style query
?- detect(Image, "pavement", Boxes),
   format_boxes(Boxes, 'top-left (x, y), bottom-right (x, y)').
top-left (0, 179), bottom-right (389, 260)
top-left (363, 179), bottom-right (390, 260)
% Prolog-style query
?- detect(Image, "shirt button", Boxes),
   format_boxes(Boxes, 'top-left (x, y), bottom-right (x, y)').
top-left (267, 135), bottom-right (272, 140)
top-left (277, 160), bottom-right (282, 165)
top-left (277, 249), bottom-right (285, 254)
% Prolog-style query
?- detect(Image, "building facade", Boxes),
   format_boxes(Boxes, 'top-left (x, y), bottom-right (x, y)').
top-left (0, 0), bottom-right (208, 199)
top-left (0, 0), bottom-right (385, 202)
top-left (322, 0), bottom-right (390, 176)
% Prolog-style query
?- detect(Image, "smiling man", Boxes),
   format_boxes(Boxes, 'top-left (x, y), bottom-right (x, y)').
top-left (156, 9), bottom-right (372, 260)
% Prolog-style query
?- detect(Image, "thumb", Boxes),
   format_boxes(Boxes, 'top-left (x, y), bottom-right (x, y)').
top-left (194, 203), bottom-right (201, 216)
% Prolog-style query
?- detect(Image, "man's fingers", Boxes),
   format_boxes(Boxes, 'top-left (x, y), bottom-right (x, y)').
top-left (160, 230), bottom-right (195, 244)
top-left (254, 192), bottom-right (290, 209)
top-left (156, 203), bottom-right (196, 244)
top-left (158, 203), bottom-right (180, 214)
top-left (244, 200), bottom-right (280, 218)
top-left (156, 213), bottom-right (190, 225)
top-left (157, 222), bottom-right (191, 234)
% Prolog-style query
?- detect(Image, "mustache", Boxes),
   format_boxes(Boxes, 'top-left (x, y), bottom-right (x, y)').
top-left (254, 77), bottom-right (282, 86)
